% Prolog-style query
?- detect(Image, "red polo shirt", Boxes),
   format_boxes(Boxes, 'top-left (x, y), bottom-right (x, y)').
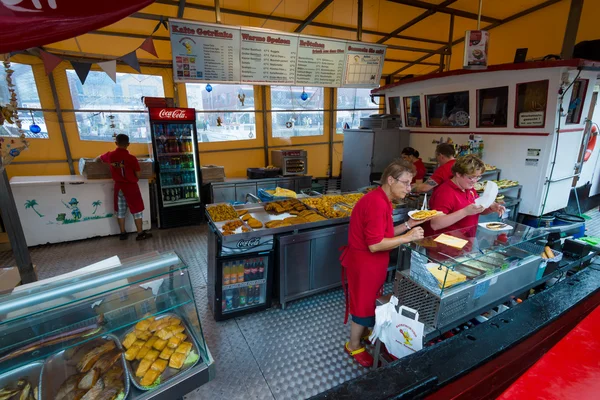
top-left (427, 179), bottom-right (479, 236)
top-left (413, 158), bottom-right (426, 183)
top-left (430, 159), bottom-right (456, 186)
top-left (348, 187), bottom-right (394, 252)
top-left (100, 148), bottom-right (140, 184)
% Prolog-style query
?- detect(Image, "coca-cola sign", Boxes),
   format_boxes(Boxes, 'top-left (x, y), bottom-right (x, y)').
top-left (237, 238), bottom-right (261, 248)
top-left (149, 107), bottom-right (195, 121)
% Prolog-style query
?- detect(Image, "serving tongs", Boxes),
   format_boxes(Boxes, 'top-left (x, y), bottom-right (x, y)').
top-left (333, 202), bottom-right (353, 217)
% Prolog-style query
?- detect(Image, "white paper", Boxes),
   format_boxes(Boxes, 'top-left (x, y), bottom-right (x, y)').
top-left (475, 181), bottom-right (498, 208)
top-left (240, 28), bottom-right (298, 84)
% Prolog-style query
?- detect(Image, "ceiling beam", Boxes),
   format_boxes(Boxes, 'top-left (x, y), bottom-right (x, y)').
top-left (387, 0), bottom-right (501, 24)
top-left (148, 1), bottom-right (447, 45)
top-left (389, 0), bottom-right (563, 76)
top-left (357, 0), bottom-right (363, 41)
top-left (385, 58), bottom-right (440, 66)
top-left (214, 0), bottom-right (222, 23)
top-left (377, 0), bottom-right (458, 44)
top-left (295, 0), bottom-right (334, 33)
top-left (177, 0), bottom-right (186, 18)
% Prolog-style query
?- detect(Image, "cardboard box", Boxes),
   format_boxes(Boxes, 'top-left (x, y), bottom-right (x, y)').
top-left (79, 158), bottom-right (154, 180)
top-left (201, 165), bottom-right (225, 183)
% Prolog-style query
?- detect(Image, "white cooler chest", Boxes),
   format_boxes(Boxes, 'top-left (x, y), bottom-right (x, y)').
top-left (10, 175), bottom-right (151, 246)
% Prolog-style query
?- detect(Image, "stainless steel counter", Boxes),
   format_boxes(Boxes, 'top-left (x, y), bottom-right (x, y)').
top-left (205, 176), bottom-right (313, 204)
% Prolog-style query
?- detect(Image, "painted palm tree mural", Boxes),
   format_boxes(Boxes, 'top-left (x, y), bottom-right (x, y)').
top-left (92, 200), bottom-right (102, 214)
top-left (25, 199), bottom-right (44, 217)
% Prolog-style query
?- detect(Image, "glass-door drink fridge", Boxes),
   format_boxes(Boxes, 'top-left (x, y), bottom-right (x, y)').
top-left (148, 107), bottom-right (203, 228)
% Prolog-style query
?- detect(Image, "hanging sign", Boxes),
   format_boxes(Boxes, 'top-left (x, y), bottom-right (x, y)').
top-left (463, 30), bottom-right (490, 70)
top-left (342, 42), bottom-right (386, 87)
top-left (295, 36), bottom-right (347, 87)
top-left (240, 28), bottom-right (298, 85)
top-left (170, 20), bottom-right (241, 83)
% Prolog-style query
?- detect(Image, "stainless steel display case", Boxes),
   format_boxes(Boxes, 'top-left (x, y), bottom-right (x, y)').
top-left (395, 221), bottom-right (547, 332)
top-left (0, 251), bottom-right (214, 399)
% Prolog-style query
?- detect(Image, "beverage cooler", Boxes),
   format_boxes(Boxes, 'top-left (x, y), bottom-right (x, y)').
top-left (207, 229), bottom-right (274, 321)
top-left (148, 107), bottom-right (203, 228)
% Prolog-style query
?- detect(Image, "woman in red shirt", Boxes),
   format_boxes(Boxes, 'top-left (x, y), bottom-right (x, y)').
top-left (401, 147), bottom-right (426, 183)
top-left (340, 159), bottom-right (427, 367)
top-left (429, 155), bottom-right (505, 235)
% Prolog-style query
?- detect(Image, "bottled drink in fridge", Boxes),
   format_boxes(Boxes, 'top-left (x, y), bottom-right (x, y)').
top-left (258, 258), bottom-right (265, 279)
top-left (222, 297), bottom-right (227, 312)
top-left (250, 261), bottom-right (258, 281)
top-left (230, 262), bottom-right (238, 285)
top-left (223, 263), bottom-right (231, 286)
top-left (244, 260), bottom-right (252, 282)
top-left (239, 287), bottom-right (247, 307)
top-left (237, 261), bottom-right (245, 283)
top-left (255, 285), bottom-right (261, 304)
top-left (233, 288), bottom-right (240, 309)
top-left (225, 289), bottom-right (233, 311)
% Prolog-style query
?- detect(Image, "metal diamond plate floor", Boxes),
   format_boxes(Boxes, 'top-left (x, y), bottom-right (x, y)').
top-left (0, 224), bottom-right (385, 400)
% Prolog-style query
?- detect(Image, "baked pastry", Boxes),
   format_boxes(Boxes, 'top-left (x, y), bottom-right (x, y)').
top-left (159, 346), bottom-right (175, 360)
top-left (247, 218), bottom-right (263, 229)
top-left (175, 342), bottom-right (193, 357)
top-left (144, 336), bottom-right (159, 349)
top-left (157, 328), bottom-right (174, 340)
top-left (135, 330), bottom-right (152, 341)
top-left (242, 213), bottom-right (251, 221)
top-left (169, 352), bottom-right (186, 369)
top-left (175, 333), bottom-right (187, 342)
top-left (152, 338), bottom-right (167, 351)
top-left (136, 359), bottom-right (152, 377)
top-left (143, 350), bottom-right (159, 362)
top-left (168, 335), bottom-right (183, 349)
top-left (237, 210), bottom-right (248, 216)
top-left (151, 359), bottom-right (168, 373)
top-left (136, 345), bottom-right (151, 360)
top-left (125, 345), bottom-right (142, 361)
top-left (140, 369), bottom-right (160, 387)
top-left (122, 332), bottom-right (137, 349)
top-left (135, 318), bottom-right (153, 331)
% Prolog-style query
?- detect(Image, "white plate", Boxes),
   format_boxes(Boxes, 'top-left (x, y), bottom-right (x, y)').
top-left (478, 222), bottom-right (513, 232)
top-left (408, 210), bottom-right (443, 220)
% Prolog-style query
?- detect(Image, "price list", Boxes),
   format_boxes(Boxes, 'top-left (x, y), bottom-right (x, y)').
top-left (295, 37), bottom-right (346, 87)
top-left (240, 29), bottom-right (298, 84)
top-left (343, 43), bottom-right (386, 87)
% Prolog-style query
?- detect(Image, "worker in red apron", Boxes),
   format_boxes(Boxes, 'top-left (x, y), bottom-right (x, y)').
top-left (340, 159), bottom-right (428, 367)
top-left (96, 134), bottom-right (152, 241)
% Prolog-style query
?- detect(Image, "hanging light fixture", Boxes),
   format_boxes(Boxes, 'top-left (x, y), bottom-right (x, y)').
top-left (29, 110), bottom-right (41, 134)
top-left (300, 87), bottom-right (308, 101)
top-left (206, 84), bottom-right (213, 93)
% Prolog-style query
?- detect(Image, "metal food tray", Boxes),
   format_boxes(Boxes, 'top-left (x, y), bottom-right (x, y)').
top-left (121, 313), bottom-right (201, 391)
top-left (40, 334), bottom-right (130, 400)
top-left (0, 361), bottom-right (43, 399)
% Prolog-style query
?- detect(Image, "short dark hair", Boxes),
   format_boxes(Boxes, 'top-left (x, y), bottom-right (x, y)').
top-left (401, 147), bottom-right (420, 158)
top-left (115, 134), bottom-right (130, 146)
top-left (381, 158), bottom-right (416, 184)
top-left (435, 143), bottom-right (455, 158)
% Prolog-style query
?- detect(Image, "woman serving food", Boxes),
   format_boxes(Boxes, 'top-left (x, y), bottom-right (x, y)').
top-left (428, 155), bottom-right (505, 235)
top-left (340, 159), bottom-right (434, 367)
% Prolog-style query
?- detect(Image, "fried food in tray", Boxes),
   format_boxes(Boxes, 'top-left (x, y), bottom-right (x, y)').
top-left (265, 220), bottom-right (292, 229)
top-left (0, 378), bottom-right (38, 400)
top-left (264, 199), bottom-right (307, 215)
top-left (207, 203), bottom-right (239, 222)
top-left (302, 193), bottom-right (364, 219)
top-left (246, 218), bottom-right (263, 229)
top-left (237, 209), bottom-right (248, 217)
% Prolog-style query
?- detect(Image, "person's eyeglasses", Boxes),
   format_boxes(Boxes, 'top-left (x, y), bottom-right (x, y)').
top-left (394, 177), bottom-right (412, 187)
top-left (465, 174), bottom-right (483, 182)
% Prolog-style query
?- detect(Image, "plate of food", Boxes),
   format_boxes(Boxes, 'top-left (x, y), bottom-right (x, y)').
top-left (408, 209), bottom-right (443, 221)
top-left (478, 222), bottom-right (513, 232)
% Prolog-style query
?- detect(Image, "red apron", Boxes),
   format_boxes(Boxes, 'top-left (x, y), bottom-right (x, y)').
top-left (114, 182), bottom-right (144, 214)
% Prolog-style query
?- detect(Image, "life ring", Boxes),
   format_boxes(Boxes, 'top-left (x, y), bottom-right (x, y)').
top-left (584, 124), bottom-right (598, 162)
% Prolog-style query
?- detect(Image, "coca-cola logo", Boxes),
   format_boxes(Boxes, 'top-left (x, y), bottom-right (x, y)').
top-left (237, 238), bottom-right (260, 248)
top-left (158, 109), bottom-right (187, 119)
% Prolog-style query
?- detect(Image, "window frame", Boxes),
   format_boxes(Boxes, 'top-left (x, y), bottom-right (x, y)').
top-left (565, 79), bottom-right (589, 125)
top-left (270, 86), bottom-right (325, 139)
top-left (403, 95), bottom-right (422, 128)
top-left (425, 90), bottom-right (470, 128)
top-left (334, 88), bottom-right (382, 134)
top-left (476, 86), bottom-right (509, 128)
top-left (514, 79), bottom-right (549, 129)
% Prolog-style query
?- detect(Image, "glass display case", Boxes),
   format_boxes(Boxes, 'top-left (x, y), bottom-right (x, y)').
top-left (0, 251), bottom-right (214, 399)
top-left (396, 221), bottom-right (548, 330)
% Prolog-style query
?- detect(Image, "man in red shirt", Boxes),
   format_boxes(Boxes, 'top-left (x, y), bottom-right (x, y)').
top-left (95, 134), bottom-right (151, 241)
top-left (412, 143), bottom-right (456, 193)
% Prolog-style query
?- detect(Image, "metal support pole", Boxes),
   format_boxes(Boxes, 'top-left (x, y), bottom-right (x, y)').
top-left (561, 0), bottom-right (584, 59)
top-left (438, 54), bottom-right (444, 72)
top-left (477, 0), bottom-right (482, 29)
top-left (328, 89), bottom-right (335, 177)
top-left (48, 73), bottom-right (75, 175)
top-left (261, 86), bottom-right (269, 167)
top-left (0, 170), bottom-right (37, 284)
top-left (446, 14), bottom-right (455, 71)
top-left (215, 0), bottom-right (222, 24)
top-left (357, 0), bottom-right (363, 41)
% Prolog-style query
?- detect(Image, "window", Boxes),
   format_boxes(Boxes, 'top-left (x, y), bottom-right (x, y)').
top-left (0, 63), bottom-right (48, 138)
top-left (477, 86), bottom-right (508, 127)
top-left (186, 83), bottom-right (256, 142)
top-left (271, 86), bottom-right (324, 138)
top-left (66, 70), bottom-right (164, 142)
top-left (426, 91), bottom-right (470, 127)
top-left (566, 79), bottom-right (588, 124)
top-left (388, 96), bottom-right (401, 115)
top-left (335, 88), bottom-right (381, 133)
top-left (515, 80), bottom-right (548, 128)
top-left (403, 96), bottom-right (422, 127)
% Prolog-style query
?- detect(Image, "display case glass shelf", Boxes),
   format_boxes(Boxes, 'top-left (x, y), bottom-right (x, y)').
top-left (0, 251), bottom-right (213, 399)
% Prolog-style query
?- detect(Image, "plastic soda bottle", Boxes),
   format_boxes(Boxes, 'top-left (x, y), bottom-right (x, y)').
top-left (239, 287), bottom-right (247, 307)
top-left (225, 290), bottom-right (233, 311)
top-left (233, 288), bottom-right (240, 308)
top-left (230, 262), bottom-right (238, 285)
top-left (223, 263), bottom-right (231, 286)
top-left (250, 260), bottom-right (258, 281)
top-left (258, 258), bottom-right (265, 279)
top-left (237, 261), bottom-right (245, 283)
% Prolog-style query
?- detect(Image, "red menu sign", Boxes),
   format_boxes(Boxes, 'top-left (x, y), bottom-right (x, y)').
top-left (149, 108), bottom-right (196, 121)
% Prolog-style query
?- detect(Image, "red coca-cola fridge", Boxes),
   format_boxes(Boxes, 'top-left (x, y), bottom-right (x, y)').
top-left (148, 107), bottom-right (203, 228)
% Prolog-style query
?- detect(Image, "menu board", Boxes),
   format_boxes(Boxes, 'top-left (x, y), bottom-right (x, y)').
top-left (295, 36), bottom-right (347, 87)
top-left (343, 42), bottom-right (386, 87)
top-left (240, 28), bottom-right (298, 84)
top-left (170, 20), bottom-right (241, 83)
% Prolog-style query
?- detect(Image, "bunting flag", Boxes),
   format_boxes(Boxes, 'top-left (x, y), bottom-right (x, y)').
top-left (98, 60), bottom-right (117, 83)
top-left (70, 61), bottom-right (92, 84)
top-left (121, 51), bottom-right (141, 73)
top-left (40, 50), bottom-right (63, 75)
top-left (140, 37), bottom-right (158, 58)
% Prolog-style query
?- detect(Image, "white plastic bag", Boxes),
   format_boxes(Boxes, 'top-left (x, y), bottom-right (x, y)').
top-left (370, 296), bottom-right (424, 359)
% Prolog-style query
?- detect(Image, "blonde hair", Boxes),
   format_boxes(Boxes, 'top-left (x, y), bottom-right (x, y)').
top-left (381, 159), bottom-right (416, 184)
top-left (452, 154), bottom-right (485, 176)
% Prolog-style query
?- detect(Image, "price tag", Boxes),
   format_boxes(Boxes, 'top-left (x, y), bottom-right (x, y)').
top-left (473, 280), bottom-right (491, 299)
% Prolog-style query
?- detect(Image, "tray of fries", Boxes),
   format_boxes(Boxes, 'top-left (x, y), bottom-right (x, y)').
top-left (408, 209), bottom-right (443, 220)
